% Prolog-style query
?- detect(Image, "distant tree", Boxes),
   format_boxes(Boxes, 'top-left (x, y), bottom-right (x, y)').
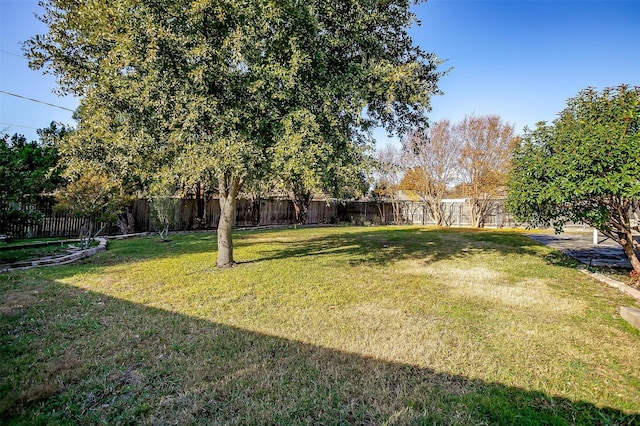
top-left (27, 0), bottom-right (443, 267)
top-left (507, 85), bottom-right (640, 272)
top-left (55, 169), bottom-right (134, 247)
top-left (457, 115), bottom-right (518, 228)
top-left (144, 176), bottom-right (179, 241)
top-left (402, 120), bottom-right (461, 225)
top-left (149, 196), bottom-right (181, 242)
top-left (0, 126), bottom-right (64, 237)
top-left (373, 144), bottom-right (404, 224)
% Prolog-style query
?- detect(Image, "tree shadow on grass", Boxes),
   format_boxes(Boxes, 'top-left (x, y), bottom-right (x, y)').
top-left (20, 227), bottom-right (581, 277)
top-left (241, 227), bottom-right (580, 269)
top-left (1, 276), bottom-right (636, 425)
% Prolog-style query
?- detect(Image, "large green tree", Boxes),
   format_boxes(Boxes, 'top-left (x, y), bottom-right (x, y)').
top-left (507, 85), bottom-right (640, 272)
top-left (26, 0), bottom-right (443, 267)
top-left (0, 125), bottom-right (65, 238)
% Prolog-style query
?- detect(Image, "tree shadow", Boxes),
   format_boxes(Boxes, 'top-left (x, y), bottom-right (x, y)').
top-left (527, 233), bottom-right (636, 270)
top-left (241, 227), bottom-right (580, 269)
top-left (1, 277), bottom-right (636, 424)
top-left (16, 227), bottom-right (582, 278)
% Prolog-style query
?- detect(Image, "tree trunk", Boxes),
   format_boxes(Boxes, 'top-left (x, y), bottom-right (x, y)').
top-left (195, 182), bottom-right (205, 229)
top-left (469, 198), bottom-right (490, 228)
top-left (595, 205), bottom-right (640, 273)
top-left (116, 207), bottom-right (135, 234)
top-left (376, 203), bottom-right (384, 224)
top-left (620, 231), bottom-right (640, 273)
top-left (250, 194), bottom-right (261, 226)
top-left (597, 202), bottom-right (640, 273)
top-left (427, 197), bottom-right (444, 226)
top-left (392, 199), bottom-right (400, 224)
top-left (291, 188), bottom-right (312, 226)
top-left (217, 174), bottom-right (241, 268)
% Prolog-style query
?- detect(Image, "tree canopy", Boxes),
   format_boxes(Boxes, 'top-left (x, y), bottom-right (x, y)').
top-left (26, 0), bottom-right (444, 266)
top-left (0, 126), bottom-right (65, 238)
top-left (507, 85), bottom-right (640, 272)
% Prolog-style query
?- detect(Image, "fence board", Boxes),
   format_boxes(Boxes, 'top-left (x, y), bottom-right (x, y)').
top-left (3, 196), bottom-right (530, 239)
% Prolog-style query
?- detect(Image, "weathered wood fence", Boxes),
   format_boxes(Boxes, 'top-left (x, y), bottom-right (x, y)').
top-left (134, 197), bottom-right (339, 232)
top-left (3, 196), bottom-right (521, 238)
top-left (0, 197), bottom-right (122, 239)
top-left (3, 197), bottom-right (339, 238)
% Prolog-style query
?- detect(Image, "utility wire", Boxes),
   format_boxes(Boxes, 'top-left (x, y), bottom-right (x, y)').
top-left (0, 90), bottom-right (74, 112)
top-left (0, 49), bottom-right (26, 59)
top-left (0, 121), bottom-right (40, 130)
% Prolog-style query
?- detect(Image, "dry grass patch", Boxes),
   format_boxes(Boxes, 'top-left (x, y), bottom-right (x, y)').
top-left (1, 226), bottom-right (639, 424)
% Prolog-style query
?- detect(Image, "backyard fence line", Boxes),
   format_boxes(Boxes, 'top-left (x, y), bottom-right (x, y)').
top-left (1, 197), bottom-right (120, 239)
top-left (4, 196), bottom-right (525, 239)
top-left (340, 199), bottom-right (522, 228)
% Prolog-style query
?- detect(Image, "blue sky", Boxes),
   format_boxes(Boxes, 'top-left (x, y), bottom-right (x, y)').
top-left (1, 0), bottom-right (639, 143)
top-left (406, 0), bottom-right (640, 142)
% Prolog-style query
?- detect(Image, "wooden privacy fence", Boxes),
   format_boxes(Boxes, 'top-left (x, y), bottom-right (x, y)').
top-left (3, 196), bottom-right (522, 239)
top-left (3, 197), bottom-right (340, 238)
top-left (135, 197), bottom-right (339, 232)
top-left (1, 197), bottom-right (120, 239)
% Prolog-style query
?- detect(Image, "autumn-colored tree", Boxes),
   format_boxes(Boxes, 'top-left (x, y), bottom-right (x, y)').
top-left (457, 115), bottom-right (518, 228)
top-left (402, 120), bottom-right (461, 225)
top-left (55, 169), bottom-right (133, 247)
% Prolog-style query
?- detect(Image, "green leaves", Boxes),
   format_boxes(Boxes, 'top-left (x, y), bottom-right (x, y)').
top-left (27, 0), bottom-right (443, 185)
top-left (27, 0), bottom-right (443, 260)
top-left (0, 127), bottom-right (70, 236)
top-left (506, 85), bottom-right (640, 269)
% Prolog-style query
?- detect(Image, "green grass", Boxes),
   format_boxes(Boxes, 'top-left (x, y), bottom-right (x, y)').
top-left (0, 243), bottom-right (70, 265)
top-left (1, 226), bottom-right (639, 424)
top-left (0, 239), bottom-right (98, 265)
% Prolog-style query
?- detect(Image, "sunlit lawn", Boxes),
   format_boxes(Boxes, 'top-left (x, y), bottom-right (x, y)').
top-left (1, 226), bottom-right (639, 424)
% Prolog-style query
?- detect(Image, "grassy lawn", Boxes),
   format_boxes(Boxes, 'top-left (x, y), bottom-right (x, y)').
top-left (0, 238), bottom-right (100, 265)
top-left (0, 243), bottom-right (71, 265)
top-left (1, 226), bottom-right (639, 424)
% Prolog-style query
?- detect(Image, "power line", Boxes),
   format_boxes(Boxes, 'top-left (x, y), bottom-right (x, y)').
top-left (0, 121), bottom-right (40, 130)
top-left (0, 90), bottom-right (74, 112)
top-left (0, 49), bottom-right (26, 59)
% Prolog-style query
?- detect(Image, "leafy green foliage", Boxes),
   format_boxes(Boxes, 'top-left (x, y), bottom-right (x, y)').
top-left (507, 84), bottom-right (640, 271)
top-left (55, 169), bottom-right (134, 244)
top-left (25, 0), bottom-right (444, 265)
top-left (0, 127), bottom-right (63, 237)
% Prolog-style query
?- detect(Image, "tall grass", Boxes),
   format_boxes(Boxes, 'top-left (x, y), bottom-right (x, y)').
top-left (1, 226), bottom-right (638, 424)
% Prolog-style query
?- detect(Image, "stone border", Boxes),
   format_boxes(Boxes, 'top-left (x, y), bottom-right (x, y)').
top-left (0, 238), bottom-right (107, 273)
top-left (577, 266), bottom-right (640, 332)
top-left (620, 307), bottom-right (640, 330)
top-left (0, 232), bottom-right (158, 273)
top-left (105, 232), bottom-right (151, 240)
top-left (576, 266), bottom-right (640, 302)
